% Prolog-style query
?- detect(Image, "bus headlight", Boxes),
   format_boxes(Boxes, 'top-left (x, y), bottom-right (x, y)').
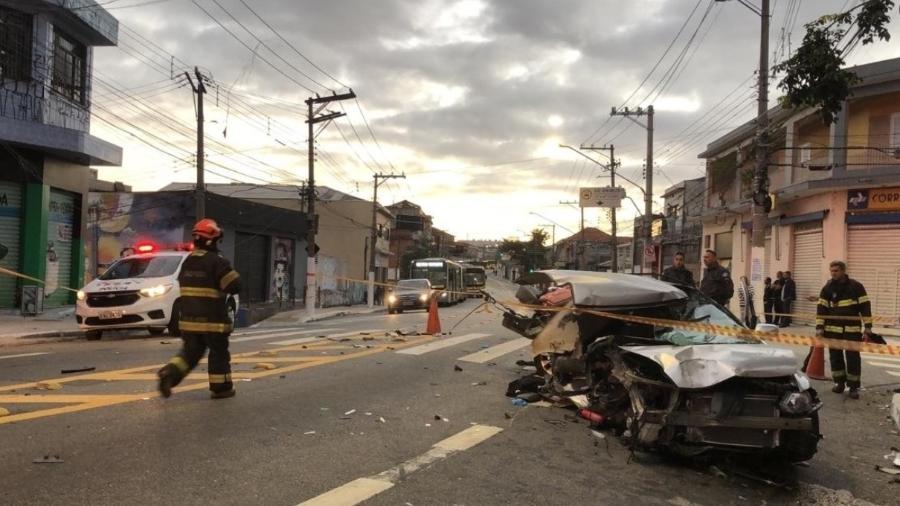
top-left (441, 291), bottom-right (448, 298)
top-left (140, 284), bottom-right (172, 298)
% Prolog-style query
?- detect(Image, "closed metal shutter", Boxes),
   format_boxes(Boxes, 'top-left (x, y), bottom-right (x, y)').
top-left (848, 225), bottom-right (900, 321)
top-left (792, 223), bottom-right (824, 322)
top-left (0, 181), bottom-right (23, 308)
top-left (45, 190), bottom-right (75, 307)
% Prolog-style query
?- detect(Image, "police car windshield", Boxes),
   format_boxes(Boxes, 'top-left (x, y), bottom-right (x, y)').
top-left (100, 256), bottom-right (182, 280)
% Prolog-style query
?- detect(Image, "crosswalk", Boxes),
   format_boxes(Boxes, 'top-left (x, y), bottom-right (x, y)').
top-left (864, 354), bottom-right (900, 378)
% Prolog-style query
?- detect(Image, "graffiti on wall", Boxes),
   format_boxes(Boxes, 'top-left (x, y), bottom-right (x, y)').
top-left (86, 193), bottom-right (190, 280)
top-left (271, 237), bottom-right (293, 302)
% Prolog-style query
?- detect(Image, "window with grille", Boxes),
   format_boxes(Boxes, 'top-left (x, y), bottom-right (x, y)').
top-left (51, 29), bottom-right (86, 104)
top-left (891, 113), bottom-right (900, 149)
top-left (0, 7), bottom-right (33, 82)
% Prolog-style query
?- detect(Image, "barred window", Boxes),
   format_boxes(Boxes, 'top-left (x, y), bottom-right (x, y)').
top-left (52, 29), bottom-right (86, 104)
top-left (0, 6), bottom-right (33, 82)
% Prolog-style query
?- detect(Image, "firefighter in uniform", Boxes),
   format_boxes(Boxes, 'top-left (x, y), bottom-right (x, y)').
top-left (816, 260), bottom-right (873, 400)
top-left (157, 218), bottom-right (242, 399)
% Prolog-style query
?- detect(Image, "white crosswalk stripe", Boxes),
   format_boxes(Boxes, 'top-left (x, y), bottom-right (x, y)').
top-left (458, 338), bottom-right (531, 363)
top-left (866, 360), bottom-right (900, 369)
top-left (230, 328), bottom-right (340, 343)
top-left (396, 333), bottom-right (491, 356)
top-left (271, 336), bottom-right (322, 346)
top-left (0, 352), bottom-right (51, 361)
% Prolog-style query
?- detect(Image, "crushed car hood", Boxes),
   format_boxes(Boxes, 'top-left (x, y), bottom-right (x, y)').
top-left (621, 344), bottom-right (798, 389)
top-left (516, 270), bottom-right (687, 308)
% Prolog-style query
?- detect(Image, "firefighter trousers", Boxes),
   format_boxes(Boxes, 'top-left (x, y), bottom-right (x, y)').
top-left (163, 333), bottom-right (233, 393)
top-left (828, 332), bottom-right (861, 388)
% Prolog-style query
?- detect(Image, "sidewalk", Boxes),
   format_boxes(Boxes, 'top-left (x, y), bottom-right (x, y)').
top-left (0, 307), bottom-right (82, 347)
top-left (253, 304), bottom-right (387, 327)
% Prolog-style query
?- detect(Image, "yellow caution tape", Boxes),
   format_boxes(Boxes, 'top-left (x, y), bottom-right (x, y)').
top-left (0, 266), bottom-right (80, 293)
top-left (498, 299), bottom-right (900, 357)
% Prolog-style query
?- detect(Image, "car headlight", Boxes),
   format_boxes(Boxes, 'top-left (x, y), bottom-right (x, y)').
top-left (387, 295), bottom-right (397, 304)
top-left (76, 290), bottom-right (86, 301)
top-left (779, 391), bottom-right (820, 415)
top-left (139, 284), bottom-right (173, 298)
top-left (420, 294), bottom-right (428, 302)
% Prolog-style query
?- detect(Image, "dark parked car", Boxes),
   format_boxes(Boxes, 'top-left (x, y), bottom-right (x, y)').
top-left (387, 278), bottom-right (433, 314)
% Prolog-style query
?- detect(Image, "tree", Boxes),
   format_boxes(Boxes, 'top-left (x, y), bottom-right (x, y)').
top-left (499, 229), bottom-right (550, 273)
top-left (775, 1), bottom-right (895, 124)
top-left (400, 236), bottom-right (437, 278)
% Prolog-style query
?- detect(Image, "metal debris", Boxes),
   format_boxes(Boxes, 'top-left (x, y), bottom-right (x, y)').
top-left (33, 455), bottom-right (64, 464)
top-left (454, 365), bottom-right (463, 372)
top-left (875, 465), bottom-right (900, 476)
top-left (344, 409), bottom-right (357, 416)
top-left (60, 367), bottom-right (95, 374)
top-left (256, 350), bottom-right (278, 357)
top-left (471, 381), bottom-right (488, 386)
top-left (304, 431), bottom-right (316, 435)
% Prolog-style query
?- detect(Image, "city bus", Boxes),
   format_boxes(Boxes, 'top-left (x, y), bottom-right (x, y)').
top-left (410, 258), bottom-right (465, 305)
top-left (463, 264), bottom-right (486, 297)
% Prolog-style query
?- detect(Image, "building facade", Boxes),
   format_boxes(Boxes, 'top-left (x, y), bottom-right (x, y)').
top-left (652, 177), bottom-right (705, 279)
top-left (387, 200), bottom-right (433, 280)
top-left (699, 57), bottom-right (900, 319)
top-left (0, 0), bottom-right (121, 311)
top-left (553, 227), bottom-right (618, 271)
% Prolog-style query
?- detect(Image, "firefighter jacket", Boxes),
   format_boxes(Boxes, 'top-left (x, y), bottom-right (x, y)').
top-left (700, 262), bottom-right (734, 305)
top-left (816, 276), bottom-right (872, 336)
top-left (661, 266), bottom-right (695, 286)
top-left (177, 249), bottom-right (241, 335)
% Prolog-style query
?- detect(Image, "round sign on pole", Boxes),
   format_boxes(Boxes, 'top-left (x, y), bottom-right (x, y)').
top-left (644, 245), bottom-right (655, 259)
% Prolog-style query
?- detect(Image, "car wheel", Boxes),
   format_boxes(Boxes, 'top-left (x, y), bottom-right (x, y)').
top-left (387, 308), bottom-right (395, 314)
top-left (148, 327), bottom-right (165, 336)
top-left (168, 299), bottom-right (182, 337)
top-left (397, 309), bottom-right (404, 314)
top-left (85, 330), bottom-right (102, 341)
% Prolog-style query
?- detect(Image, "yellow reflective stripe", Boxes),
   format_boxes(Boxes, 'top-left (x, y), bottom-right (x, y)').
top-left (208, 373), bottom-right (232, 384)
top-left (180, 287), bottom-right (223, 298)
top-left (844, 326), bottom-right (862, 332)
top-left (179, 321), bottom-right (229, 333)
top-left (857, 295), bottom-right (870, 303)
top-left (825, 325), bottom-right (845, 333)
top-left (169, 356), bottom-right (189, 373)
top-left (815, 319), bottom-right (825, 326)
top-left (817, 298), bottom-right (830, 308)
top-left (832, 370), bottom-right (846, 379)
top-left (861, 317), bottom-right (874, 324)
top-left (846, 373), bottom-right (860, 381)
top-left (219, 270), bottom-right (240, 291)
top-left (836, 299), bottom-right (856, 307)
top-left (190, 250), bottom-right (207, 257)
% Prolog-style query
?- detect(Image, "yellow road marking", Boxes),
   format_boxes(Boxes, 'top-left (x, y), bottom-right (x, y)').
top-left (0, 335), bottom-right (433, 426)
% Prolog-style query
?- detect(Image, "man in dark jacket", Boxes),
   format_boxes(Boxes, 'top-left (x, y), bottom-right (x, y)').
top-left (816, 260), bottom-right (872, 400)
top-left (700, 249), bottom-right (734, 306)
top-left (661, 251), bottom-right (695, 286)
top-left (157, 218), bottom-right (242, 400)
top-left (780, 271), bottom-right (797, 327)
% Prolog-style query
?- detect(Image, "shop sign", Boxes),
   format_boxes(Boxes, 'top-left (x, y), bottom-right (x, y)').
top-left (848, 187), bottom-right (900, 211)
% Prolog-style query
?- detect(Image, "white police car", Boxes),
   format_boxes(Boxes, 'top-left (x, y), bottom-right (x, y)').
top-left (75, 244), bottom-right (237, 340)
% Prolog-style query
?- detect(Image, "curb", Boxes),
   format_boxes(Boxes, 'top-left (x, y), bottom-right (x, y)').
top-left (892, 394), bottom-right (900, 432)
top-left (303, 308), bottom-right (388, 323)
top-left (7, 330), bottom-right (84, 340)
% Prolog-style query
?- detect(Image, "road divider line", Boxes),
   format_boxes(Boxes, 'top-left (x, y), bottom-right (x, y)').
top-left (297, 424), bottom-right (502, 506)
top-left (271, 336), bottom-right (321, 346)
top-left (458, 338), bottom-right (531, 363)
top-left (396, 333), bottom-right (491, 356)
top-left (231, 328), bottom-right (341, 343)
top-left (0, 352), bottom-right (51, 360)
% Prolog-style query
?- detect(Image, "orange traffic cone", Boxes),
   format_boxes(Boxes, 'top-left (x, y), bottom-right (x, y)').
top-left (805, 344), bottom-right (827, 380)
top-left (426, 295), bottom-right (442, 335)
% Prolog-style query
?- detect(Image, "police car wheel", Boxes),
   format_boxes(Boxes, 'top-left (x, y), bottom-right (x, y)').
top-left (85, 330), bottom-right (102, 341)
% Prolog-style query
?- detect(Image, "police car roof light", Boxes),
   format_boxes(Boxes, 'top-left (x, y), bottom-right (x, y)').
top-left (136, 243), bottom-right (156, 253)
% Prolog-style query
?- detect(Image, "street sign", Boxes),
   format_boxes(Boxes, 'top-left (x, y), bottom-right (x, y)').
top-left (579, 187), bottom-right (625, 208)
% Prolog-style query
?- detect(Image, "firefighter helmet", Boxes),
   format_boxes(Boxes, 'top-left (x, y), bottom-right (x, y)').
top-left (192, 218), bottom-right (222, 240)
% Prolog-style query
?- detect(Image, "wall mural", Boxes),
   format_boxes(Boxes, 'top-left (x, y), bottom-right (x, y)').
top-left (271, 236), bottom-right (293, 302)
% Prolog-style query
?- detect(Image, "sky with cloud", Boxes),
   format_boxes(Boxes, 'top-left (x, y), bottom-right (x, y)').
top-left (90, 0), bottom-right (900, 241)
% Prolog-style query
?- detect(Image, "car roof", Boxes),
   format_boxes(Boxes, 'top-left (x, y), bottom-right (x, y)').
top-left (516, 270), bottom-right (687, 308)
top-left (119, 251), bottom-right (190, 261)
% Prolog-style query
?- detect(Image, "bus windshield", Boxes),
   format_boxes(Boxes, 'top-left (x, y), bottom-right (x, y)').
top-left (411, 261), bottom-right (447, 288)
top-left (464, 267), bottom-right (485, 287)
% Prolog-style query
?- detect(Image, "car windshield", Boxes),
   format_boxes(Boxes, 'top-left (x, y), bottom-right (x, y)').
top-left (397, 279), bottom-right (429, 290)
top-left (100, 256), bottom-right (182, 280)
top-left (651, 296), bottom-right (748, 345)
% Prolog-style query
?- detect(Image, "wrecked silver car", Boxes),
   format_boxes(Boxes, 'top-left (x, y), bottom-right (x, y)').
top-left (498, 270), bottom-right (822, 462)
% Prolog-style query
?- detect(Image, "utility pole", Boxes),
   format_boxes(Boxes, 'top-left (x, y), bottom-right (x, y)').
top-left (369, 172), bottom-right (405, 307)
top-left (580, 143), bottom-right (618, 272)
top-left (185, 67), bottom-right (207, 219)
top-left (304, 90), bottom-right (357, 316)
top-left (611, 105), bottom-right (654, 273)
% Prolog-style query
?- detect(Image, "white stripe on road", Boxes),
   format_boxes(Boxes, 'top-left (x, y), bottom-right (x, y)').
top-left (862, 354), bottom-right (900, 363)
top-left (271, 336), bottom-right (321, 346)
top-left (297, 424), bottom-right (502, 506)
top-left (887, 370), bottom-right (900, 378)
top-left (0, 352), bottom-right (50, 360)
top-left (458, 338), bottom-right (531, 363)
top-left (230, 328), bottom-right (340, 343)
top-left (272, 329), bottom-right (385, 346)
top-left (866, 360), bottom-right (900, 369)
top-left (396, 333), bottom-right (491, 356)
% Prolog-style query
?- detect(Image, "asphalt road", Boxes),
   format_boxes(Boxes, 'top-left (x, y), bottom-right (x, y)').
top-left (0, 277), bottom-right (898, 505)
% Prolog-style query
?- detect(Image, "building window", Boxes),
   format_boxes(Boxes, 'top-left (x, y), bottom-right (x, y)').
top-left (799, 143), bottom-right (812, 166)
top-left (0, 7), bottom-right (32, 82)
top-left (51, 29), bottom-right (86, 104)
top-left (714, 231), bottom-right (733, 261)
top-left (891, 113), bottom-right (900, 149)
top-left (704, 234), bottom-right (711, 249)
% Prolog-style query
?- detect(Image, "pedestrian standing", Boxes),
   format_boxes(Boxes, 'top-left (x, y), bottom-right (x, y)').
top-left (700, 249), bottom-right (734, 307)
top-left (763, 277), bottom-right (776, 324)
top-left (374, 283), bottom-right (384, 305)
top-left (816, 260), bottom-right (873, 400)
top-left (661, 251), bottom-right (695, 286)
top-left (737, 276), bottom-right (757, 327)
top-left (157, 219), bottom-right (242, 399)
top-left (772, 272), bottom-right (785, 325)
top-left (781, 271), bottom-right (797, 327)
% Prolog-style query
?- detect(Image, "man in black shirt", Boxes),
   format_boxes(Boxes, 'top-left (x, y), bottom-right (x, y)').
top-left (700, 249), bottom-right (734, 306)
top-left (661, 251), bottom-right (695, 286)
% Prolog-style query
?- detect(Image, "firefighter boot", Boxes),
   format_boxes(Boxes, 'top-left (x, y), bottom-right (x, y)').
top-left (157, 365), bottom-right (178, 398)
top-left (210, 388), bottom-right (236, 400)
top-left (848, 387), bottom-right (860, 399)
top-left (832, 382), bottom-right (846, 394)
